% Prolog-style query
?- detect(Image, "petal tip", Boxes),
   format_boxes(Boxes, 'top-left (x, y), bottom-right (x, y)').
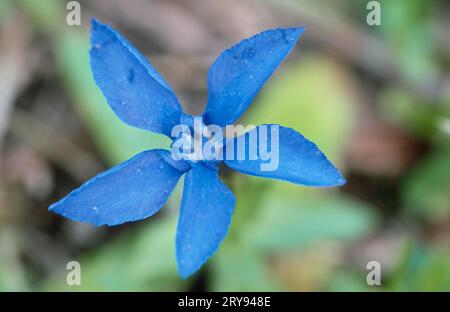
top-left (91, 18), bottom-right (103, 28)
top-left (285, 27), bottom-right (305, 41)
top-left (48, 200), bottom-right (63, 213)
top-left (179, 270), bottom-right (192, 280)
top-left (90, 18), bottom-right (102, 32)
top-left (90, 19), bottom-right (106, 46)
top-left (326, 166), bottom-right (346, 187)
top-left (177, 261), bottom-right (200, 280)
top-left (337, 176), bottom-right (347, 186)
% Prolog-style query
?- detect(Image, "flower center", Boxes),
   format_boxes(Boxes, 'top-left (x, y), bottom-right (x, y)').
top-left (170, 114), bottom-right (224, 166)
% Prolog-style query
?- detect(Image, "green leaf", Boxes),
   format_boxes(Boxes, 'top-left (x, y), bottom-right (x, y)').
top-left (55, 33), bottom-right (170, 165)
top-left (17, 0), bottom-right (61, 34)
top-left (379, 88), bottom-right (439, 139)
top-left (244, 191), bottom-right (377, 251)
top-left (379, 0), bottom-right (436, 82)
top-left (402, 151), bottom-right (450, 223)
top-left (223, 175), bottom-right (272, 240)
top-left (0, 0), bottom-right (11, 21)
top-left (210, 241), bottom-right (282, 291)
top-left (389, 242), bottom-right (450, 291)
top-left (325, 270), bottom-right (370, 292)
top-left (0, 228), bottom-right (30, 291)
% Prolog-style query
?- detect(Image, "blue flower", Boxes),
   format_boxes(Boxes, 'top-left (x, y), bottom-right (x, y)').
top-left (50, 19), bottom-right (345, 278)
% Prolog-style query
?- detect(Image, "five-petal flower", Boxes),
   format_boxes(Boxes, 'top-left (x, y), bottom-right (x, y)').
top-left (50, 19), bottom-right (345, 278)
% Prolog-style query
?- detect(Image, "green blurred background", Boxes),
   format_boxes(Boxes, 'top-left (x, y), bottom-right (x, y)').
top-left (0, 0), bottom-right (449, 291)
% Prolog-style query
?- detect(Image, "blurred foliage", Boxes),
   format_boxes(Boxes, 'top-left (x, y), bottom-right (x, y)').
top-left (402, 151), bottom-right (450, 223)
top-left (389, 243), bottom-right (450, 291)
top-left (244, 193), bottom-right (376, 251)
top-left (17, 0), bottom-right (60, 34)
top-left (379, 88), bottom-right (439, 139)
top-left (1, 0), bottom-right (450, 292)
top-left (0, 0), bottom-right (10, 20)
top-left (211, 241), bottom-right (281, 291)
top-left (380, 0), bottom-right (436, 82)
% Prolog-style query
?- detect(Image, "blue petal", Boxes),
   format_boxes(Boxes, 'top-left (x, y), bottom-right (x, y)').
top-left (224, 125), bottom-right (346, 187)
top-left (49, 150), bottom-right (186, 226)
top-left (203, 28), bottom-right (304, 127)
top-left (176, 163), bottom-right (235, 278)
top-left (90, 19), bottom-right (182, 136)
